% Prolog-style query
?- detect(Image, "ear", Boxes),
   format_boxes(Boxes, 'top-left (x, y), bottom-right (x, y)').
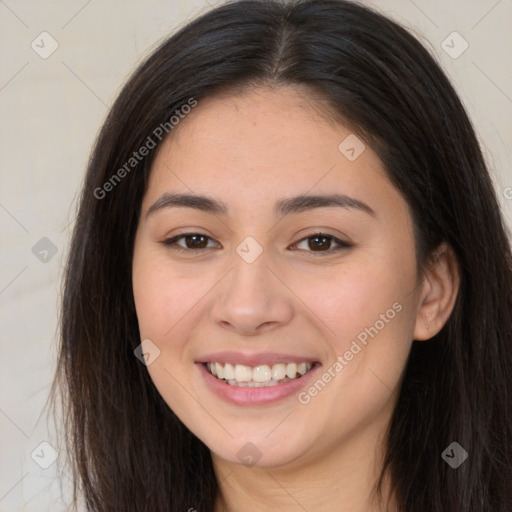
top-left (413, 242), bottom-right (460, 341)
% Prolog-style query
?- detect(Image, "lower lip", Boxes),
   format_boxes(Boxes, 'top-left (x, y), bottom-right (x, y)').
top-left (196, 362), bottom-right (321, 406)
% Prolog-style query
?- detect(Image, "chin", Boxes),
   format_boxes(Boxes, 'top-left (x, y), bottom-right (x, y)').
top-left (208, 431), bottom-right (313, 469)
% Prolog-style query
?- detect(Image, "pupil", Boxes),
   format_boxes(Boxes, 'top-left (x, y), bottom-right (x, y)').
top-left (186, 235), bottom-right (207, 249)
top-left (310, 235), bottom-right (330, 251)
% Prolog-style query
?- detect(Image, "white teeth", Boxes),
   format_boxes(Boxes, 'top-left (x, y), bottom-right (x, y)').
top-left (253, 365), bottom-right (272, 382)
top-left (234, 364), bottom-right (253, 382)
top-left (286, 362), bottom-right (297, 379)
top-left (206, 361), bottom-right (314, 386)
top-left (223, 363), bottom-right (235, 380)
top-left (297, 362), bottom-right (307, 375)
top-left (226, 379), bottom-right (280, 387)
top-left (215, 362), bottom-right (224, 379)
top-left (272, 363), bottom-right (287, 381)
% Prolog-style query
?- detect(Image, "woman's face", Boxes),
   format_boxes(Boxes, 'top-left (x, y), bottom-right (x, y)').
top-left (132, 86), bottom-right (423, 470)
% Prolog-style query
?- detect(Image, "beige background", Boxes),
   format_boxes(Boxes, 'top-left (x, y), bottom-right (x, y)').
top-left (1, 0), bottom-right (511, 509)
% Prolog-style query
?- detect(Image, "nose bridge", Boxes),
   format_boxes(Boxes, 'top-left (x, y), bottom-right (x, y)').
top-left (210, 241), bottom-right (294, 333)
top-left (226, 245), bottom-right (276, 307)
top-left (228, 232), bottom-right (274, 293)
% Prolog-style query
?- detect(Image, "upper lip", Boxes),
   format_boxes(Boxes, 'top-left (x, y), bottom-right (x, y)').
top-left (196, 351), bottom-right (320, 367)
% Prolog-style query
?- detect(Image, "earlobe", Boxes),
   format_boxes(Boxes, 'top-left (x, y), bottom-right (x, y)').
top-left (413, 243), bottom-right (460, 341)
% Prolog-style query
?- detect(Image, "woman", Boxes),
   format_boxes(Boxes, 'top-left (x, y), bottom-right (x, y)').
top-left (50, 0), bottom-right (512, 510)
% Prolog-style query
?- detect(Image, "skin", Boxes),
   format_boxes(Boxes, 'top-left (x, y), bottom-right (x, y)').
top-left (132, 86), bottom-right (459, 512)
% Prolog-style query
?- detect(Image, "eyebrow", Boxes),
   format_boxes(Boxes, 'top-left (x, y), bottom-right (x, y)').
top-left (146, 192), bottom-right (376, 219)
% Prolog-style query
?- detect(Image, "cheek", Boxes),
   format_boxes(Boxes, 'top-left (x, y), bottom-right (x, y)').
top-left (132, 248), bottom-right (205, 412)
top-left (293, 254), bottom-right (416, 351)
top-left (132, 248), bottom-right (205, 343)
top-left (288, 245), bottom-right (417, 416)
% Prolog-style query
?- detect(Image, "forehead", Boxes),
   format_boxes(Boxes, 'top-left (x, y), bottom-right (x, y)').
top-left (144, 86), bottom-right (404, 220)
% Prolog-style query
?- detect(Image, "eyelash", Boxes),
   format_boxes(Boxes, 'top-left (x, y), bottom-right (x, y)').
top-left (160, 231), bottom-right (352, 255)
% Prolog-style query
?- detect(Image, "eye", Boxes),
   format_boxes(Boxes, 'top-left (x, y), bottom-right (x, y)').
top-left (290, 232), bottom-right (352, 254)
top-left (161, 232), bottom-right (220, 252)
top-left (161, 231), bottom-right (351, 255)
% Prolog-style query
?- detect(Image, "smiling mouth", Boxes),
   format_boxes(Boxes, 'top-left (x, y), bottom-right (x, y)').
top-left (204, 361), bottom-right (317, 387)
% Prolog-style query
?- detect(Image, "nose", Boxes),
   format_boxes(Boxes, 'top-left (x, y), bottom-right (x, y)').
top-left (210, 252), bottom-right (295, 336)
